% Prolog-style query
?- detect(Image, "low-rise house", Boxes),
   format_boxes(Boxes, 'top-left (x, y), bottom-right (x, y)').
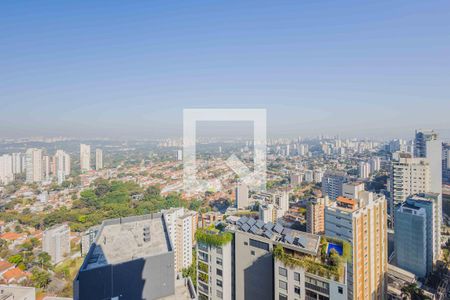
top-left (1, 268), bottom-right (30, 284)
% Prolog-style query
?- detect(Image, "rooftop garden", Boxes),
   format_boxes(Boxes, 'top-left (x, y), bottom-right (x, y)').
top-left (274, 236), bottom-right (351, 282)
top-left (195, 226), bottom-right (233, 247)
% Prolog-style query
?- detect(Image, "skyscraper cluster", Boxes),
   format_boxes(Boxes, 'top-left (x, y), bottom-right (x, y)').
top-left (80, 144), bottom-right (103, 172)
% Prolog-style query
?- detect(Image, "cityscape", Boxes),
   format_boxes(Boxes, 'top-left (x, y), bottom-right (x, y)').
top-left (1, 1), bottom-right (450, 300)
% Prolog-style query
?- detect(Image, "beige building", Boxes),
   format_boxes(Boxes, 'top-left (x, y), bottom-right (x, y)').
top-left (306, 197), bottom-right (328, 235)
top-left (325, 192), bottom-right (388, 300)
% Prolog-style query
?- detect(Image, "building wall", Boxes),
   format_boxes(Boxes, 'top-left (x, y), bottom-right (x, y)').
top-left (394, 207), bottom-right (427, 278)
top-left (75, 251), bottom-right (174, 300)
top-left (274, 259), bottom-right (347, 300)
top-left (197, 241), bottom-right (232, 300)
top-left (234, 231), bottom-right (274, 300)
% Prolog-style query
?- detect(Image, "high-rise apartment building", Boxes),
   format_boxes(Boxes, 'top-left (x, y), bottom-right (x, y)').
top-left (342, 182), bottom-right (365, 199)
top-left (25, 148), bottom-right (43, 183)
top-left (389, 152), bottom-right (431, 220)
top-left (370, 157), bottom-right (381, 174)
top-left (0, 154), bottom-right (13, 185)
top-left (163, 207), bottom-right (198, 272)
top-left (290, 173), bottom-right (303, 186)
top-left (95, 148), bottom-right (103, 170)
top-left (196, 229), bottom-right (233, 300)
top-left (54, 150), bottom-right (71, 184)
top-left (74, 214), bottom-right (196, 300)
top-left (80, 144), bottom-right (91, 172)
top-left (325, 192), bottom-right (388, 300)
top-left (414, 129), bottom-right (442, 196)
top-left (358, 161), bottom-right (371, 179)
top-left (235, 182), bottom-right (249, 209)
top-left (322, 170), bottom-right (348, 200)
top-left (306, 197), bottom-right (327, 235)
top-left (228, 217), bottom-right (348, 300)
top-left (43, 224), bottom-right (70, 264)
top-left (394, 193), bottom-right (441, 278)
top-left (42, 155), bottom-right (50, 180)
top-left (11, 153), bottom-right (23, 175)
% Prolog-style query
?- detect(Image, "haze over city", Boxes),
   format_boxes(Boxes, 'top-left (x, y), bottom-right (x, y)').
top-left (1, 1), bottom-right (450, 139)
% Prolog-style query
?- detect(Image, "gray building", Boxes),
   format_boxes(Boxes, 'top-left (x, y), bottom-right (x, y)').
top-left (394, 193), bottom-right (441, 278)
top-left (229, 217), bottom-right (348, 300)
top-left (74, 213), bottom-right (196, 300)
top-left (321, 171), bottom-right (348, 201)
top-left (394, 202), bottom-right (428, 278)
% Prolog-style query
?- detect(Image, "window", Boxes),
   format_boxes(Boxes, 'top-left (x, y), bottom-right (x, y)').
top-left (251, 250), bottom-right (255, 256)
top-left (279, 267), bottom-right (287, 277)
top-left (216, 258), bottom-right (222, 266)
top-left (279, 280), bottom-right (287, 290)
top-left (294, 286), bottom-right (300, 295)
top-left (216, 247), bottom-right (222, 255)
top-left (244, 241), bottom-right (248, 245)
top-left (338, 286), bottom-right (343, 294)
top-left (249, 238), bottom-right (270, 251)
top-left (279, 293), bottom-right (287, 300)
top-left (216, 290), bottom-right (223, 299)
top-left (294, 272), bottom-right (300, 282)
top-left (217, 268), bottom-right (223, 277)
top-left (216, 279), bottom-right (223, 287)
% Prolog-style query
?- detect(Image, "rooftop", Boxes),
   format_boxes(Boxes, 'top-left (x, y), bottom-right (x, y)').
top-left (231, 217), bottom-right (321, 256)
top-left (82, 213), bottom-right (171, 270)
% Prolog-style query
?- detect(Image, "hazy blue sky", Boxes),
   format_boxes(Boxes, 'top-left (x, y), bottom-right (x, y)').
top-left (1, 1), bottom-right (449, 139)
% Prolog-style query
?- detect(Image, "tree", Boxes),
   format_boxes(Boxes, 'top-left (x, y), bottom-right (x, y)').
top-left (8, 254), bottom-right (23, 265)
top-left (37, 252), bottom-right (52, 269)
top-left (31, 268), bottom-right (51, 288)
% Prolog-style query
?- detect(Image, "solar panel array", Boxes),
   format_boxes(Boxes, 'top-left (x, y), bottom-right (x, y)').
top-left (235, 216), bottom-right (314, 250)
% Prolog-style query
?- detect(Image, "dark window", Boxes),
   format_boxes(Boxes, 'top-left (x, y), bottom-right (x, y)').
top-left (216, 258), bottom-right (222, 266)
top-left (217, 268), bottom-right (223, 277)
top-left (279, 280), bottom-right (287, 290)
top-left (244, 241), bottom-right (248, 245)
top-left (217, 279), bottom-right (222, 287)
top-left (294, 286), bottom-right (300, 295)
top-left (279, 267), bottom-right (287, 277)
top-left (338, 287), bottom-right (343, 294)
top-left (251, 250), bottom-right (255, 255)
top-left (249, 238), bottom-right (270, 251)
top-left (279, 293), bottom-right (287, 300)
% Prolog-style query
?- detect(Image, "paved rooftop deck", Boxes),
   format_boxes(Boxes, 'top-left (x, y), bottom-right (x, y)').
top-left (83, 214), bottom-right (171, 270)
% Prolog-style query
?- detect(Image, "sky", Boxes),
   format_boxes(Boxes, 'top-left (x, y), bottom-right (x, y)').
top-left (1, 1), bottom-right (449, 139)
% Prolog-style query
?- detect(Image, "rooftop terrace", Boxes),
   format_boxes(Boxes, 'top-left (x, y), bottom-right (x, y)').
top-left (82, 213), bottom-right (171, 270)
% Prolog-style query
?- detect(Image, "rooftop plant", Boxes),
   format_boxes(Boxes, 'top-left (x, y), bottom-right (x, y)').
top-left (274, 244), bottom-right (344, 281)
top-left (195, 226), bottom-right (233, 247)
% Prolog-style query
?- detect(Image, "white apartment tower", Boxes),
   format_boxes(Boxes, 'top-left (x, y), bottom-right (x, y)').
top-left (390, 152), bottom-right (431, 221)
top-left (11, 153), bottom-right (23, 175)
top-left (43, 224), bottom-right (70, 264)
top-left (95, 148), bottom-right (103, 170)
top-left (26, 148), bottom-right (43, 183)
top-left (358, 161), bottom-right (371, 179)
top-left (54, 150), bottom-right (71, 184)
top-left (80, 144), bottom-right (91, 172)
top-left (0, 154), bottom-right (14, 185)
top-left (42, 155), bottom-right (51, 180)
